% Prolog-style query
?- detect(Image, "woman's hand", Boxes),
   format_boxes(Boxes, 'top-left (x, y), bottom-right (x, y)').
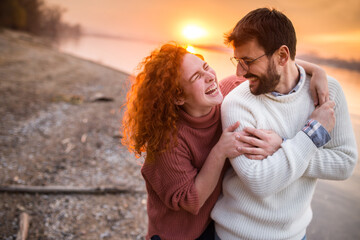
top-left (236, 127), bottom-right (283, 160)
top-left (215, 121), bottom-right (243, 159)
top-left (296, 59), bottom-right (329, 106)
top-left (309, 67), bottom-right (329, 106)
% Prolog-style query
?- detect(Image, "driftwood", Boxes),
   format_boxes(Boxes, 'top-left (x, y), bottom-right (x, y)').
top-left (16, 212), bottom-right (30, 240)
top-left (0, 185), bottom-right (145, 194)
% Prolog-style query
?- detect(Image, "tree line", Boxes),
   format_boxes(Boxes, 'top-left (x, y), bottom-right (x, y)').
top-left (0, 0), bottom-right (81, 40)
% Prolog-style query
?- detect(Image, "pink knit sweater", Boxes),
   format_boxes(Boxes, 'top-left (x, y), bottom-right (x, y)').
top-left (141, 75), bottom-right (245, 240)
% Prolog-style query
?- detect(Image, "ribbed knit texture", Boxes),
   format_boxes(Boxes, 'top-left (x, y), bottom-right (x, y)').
top-left (141, 76), bottom-right (245, 240)
top-left (212, 66), bottom-right (358, 240)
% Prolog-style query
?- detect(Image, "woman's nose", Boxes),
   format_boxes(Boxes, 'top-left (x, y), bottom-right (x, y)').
top-left (204, 71), bottom-right (215, 82)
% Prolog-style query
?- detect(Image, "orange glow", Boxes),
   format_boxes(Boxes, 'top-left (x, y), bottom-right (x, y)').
top-left (305, 31), bottom-right (360, 43)
top-left (182, 25), bottom-right (207, 40)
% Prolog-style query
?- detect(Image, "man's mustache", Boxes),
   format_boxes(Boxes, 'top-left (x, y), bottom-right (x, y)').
top-left (244, 73), bottom-right (257, 79)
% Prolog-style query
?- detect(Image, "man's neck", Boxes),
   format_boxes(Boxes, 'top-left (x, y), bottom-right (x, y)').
top-left (274, 62), bottom-right (299, 94)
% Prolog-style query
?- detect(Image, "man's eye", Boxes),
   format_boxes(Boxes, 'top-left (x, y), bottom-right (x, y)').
top-left (204, 64), bottom-right (209, 70)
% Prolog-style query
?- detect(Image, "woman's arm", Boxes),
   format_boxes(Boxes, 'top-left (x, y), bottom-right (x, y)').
top-left (296, 59), bottom-right (329, 106)
top-left (143, 121), bottom-right (282, 214)
top-left (195, 123), bottom-right (283, 207)
top-left (195, 121), bottom-right (241, 208)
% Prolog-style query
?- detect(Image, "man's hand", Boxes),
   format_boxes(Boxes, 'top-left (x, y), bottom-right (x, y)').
top-left (309, 100), bottom-right (336, 132)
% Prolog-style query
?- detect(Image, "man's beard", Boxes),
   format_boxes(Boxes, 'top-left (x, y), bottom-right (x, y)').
top-left (245, 60), bottom-right (280, 95)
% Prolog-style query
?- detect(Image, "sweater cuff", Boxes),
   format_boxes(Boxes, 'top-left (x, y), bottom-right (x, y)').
top-left (302, 119), bottom-right (331, 147)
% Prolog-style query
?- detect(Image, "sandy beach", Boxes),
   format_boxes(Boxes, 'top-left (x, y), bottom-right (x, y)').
top-left (0, 29), bottom-right (359, 239)
top-left (308, 117), bottom-right (360, 240)
top-left (0, 29), bottom-right (147, 239)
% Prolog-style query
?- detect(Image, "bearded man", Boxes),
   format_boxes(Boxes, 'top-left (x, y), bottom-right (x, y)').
top-left (211, 7), bottom-right (358, 240)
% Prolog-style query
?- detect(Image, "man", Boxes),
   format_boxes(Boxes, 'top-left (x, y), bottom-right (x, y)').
top-left (211, 8), bottom-right (358, 240)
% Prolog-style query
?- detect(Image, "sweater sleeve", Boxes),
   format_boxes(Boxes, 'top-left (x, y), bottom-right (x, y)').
top-left (219, 75), bottom-right (246, 97)
top-left (141, 142), bottom-right (200, 215)
top-left (221, 94), bottom-right (317, 198)
top-left (302, 77), bottom-right (358, 179)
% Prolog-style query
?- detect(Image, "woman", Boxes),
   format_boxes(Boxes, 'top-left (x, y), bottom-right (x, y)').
top-left (122, 43), bottom-right (327, 240)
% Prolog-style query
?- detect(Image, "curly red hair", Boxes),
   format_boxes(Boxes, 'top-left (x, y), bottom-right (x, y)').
top-left (122, 43), bottom-right (188, 162)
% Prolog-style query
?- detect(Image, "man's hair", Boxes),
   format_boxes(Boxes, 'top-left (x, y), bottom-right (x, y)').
top-left (225, 8), bottom-right (297, 60)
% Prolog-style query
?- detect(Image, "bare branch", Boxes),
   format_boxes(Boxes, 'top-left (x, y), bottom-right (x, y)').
top-left (0, 185), bottom-right (145, 194)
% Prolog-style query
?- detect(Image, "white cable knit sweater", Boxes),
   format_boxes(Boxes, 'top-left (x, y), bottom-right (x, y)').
top-left (212, 66), bottom-right (358, 240)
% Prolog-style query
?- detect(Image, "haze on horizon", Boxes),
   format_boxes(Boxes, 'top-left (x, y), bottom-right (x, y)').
top-left (47, 0), bottom-right (360, 60)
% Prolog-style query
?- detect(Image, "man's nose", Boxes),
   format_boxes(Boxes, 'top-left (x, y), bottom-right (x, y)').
top-left (236, 64), bottom-right (247, 77)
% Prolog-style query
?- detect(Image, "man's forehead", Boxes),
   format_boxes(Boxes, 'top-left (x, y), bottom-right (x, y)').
top-left (234, 40), bottom-right (264, 57)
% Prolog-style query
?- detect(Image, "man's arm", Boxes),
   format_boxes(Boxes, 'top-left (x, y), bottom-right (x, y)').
top-left (302, 78), bottom-right (358, 179)
top-left (222, 79), bottom-right (357, 198)
top-left (221, 96), bottom-right (318, 198)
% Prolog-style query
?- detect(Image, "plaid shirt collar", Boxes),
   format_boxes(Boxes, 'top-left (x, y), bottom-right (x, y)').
top-left (271, 64), bottom-right (305, 97)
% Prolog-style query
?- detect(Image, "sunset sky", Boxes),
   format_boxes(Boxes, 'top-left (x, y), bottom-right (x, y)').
top-left (46, 0), bottom-right (360, 60)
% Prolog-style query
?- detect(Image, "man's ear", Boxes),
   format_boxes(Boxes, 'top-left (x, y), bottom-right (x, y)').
top-left (277, 45), bottom-right (290, 66)
top-left (174, 98), bottom-right (185, 105)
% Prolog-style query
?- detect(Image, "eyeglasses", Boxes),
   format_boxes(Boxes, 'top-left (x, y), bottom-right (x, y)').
top-left (230, 53), bottom-right (266, 72)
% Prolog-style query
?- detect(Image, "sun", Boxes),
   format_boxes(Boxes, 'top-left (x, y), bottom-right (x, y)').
top-left (182, 25), bottom-right (207, 40)
top-left (186, 45), bottom-right (196, 53)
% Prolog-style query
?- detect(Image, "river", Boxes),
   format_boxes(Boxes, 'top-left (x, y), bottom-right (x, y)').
top-left (58, 35), bottom-right (360, 239)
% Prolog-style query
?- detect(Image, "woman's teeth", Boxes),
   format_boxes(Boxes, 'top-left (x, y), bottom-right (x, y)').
top-left (205, 83), bottom-right (218, 95)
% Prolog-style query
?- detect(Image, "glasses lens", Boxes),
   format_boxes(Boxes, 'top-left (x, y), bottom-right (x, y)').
top-left (238, 59), bottom-right (248, 72)
top-left (230, 57), bottom-right (238, 67)
top-left (231, 57), bottom-right (249, 72)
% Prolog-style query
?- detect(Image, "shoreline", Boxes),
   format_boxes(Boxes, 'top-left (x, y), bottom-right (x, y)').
top-left (0, 29), bottom-right (147, 239)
